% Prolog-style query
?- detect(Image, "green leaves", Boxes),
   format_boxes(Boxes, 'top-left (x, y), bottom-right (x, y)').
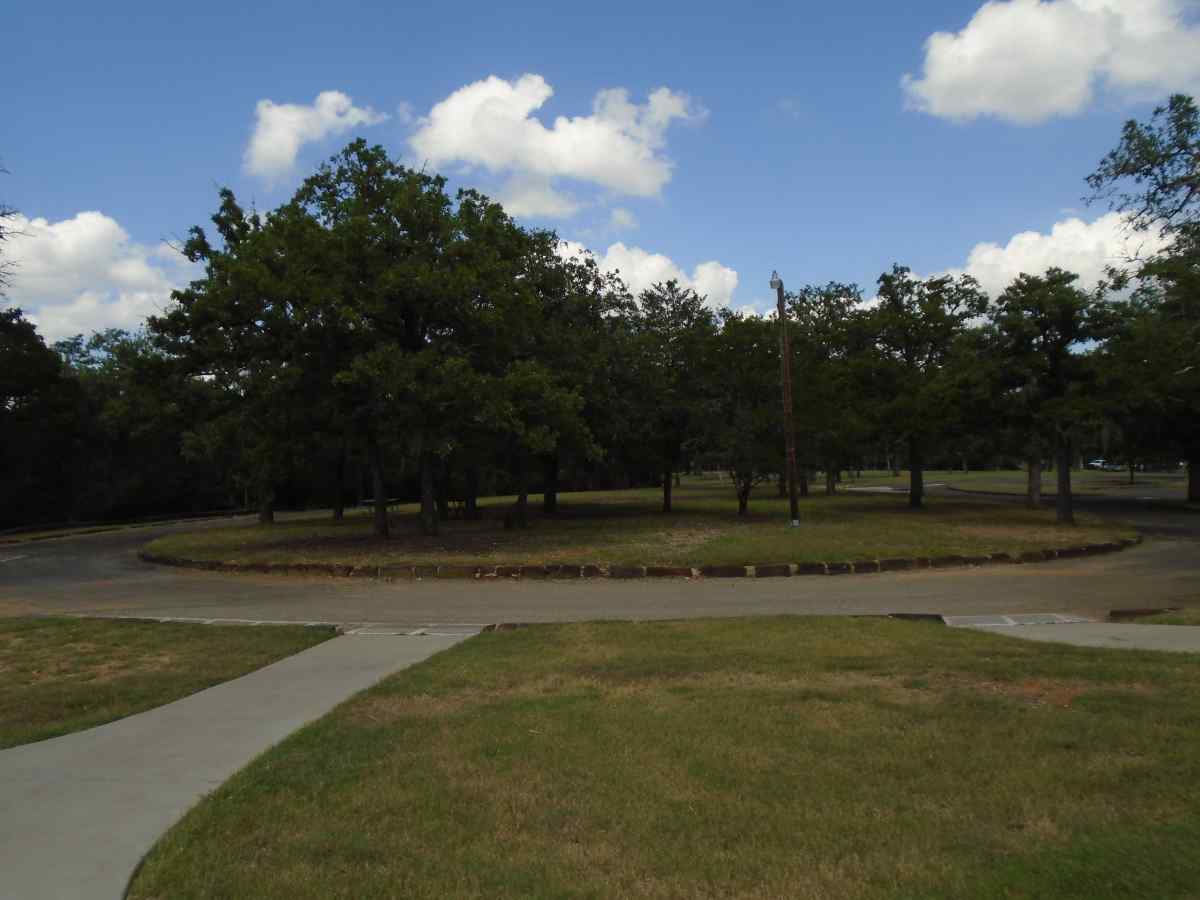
top-left (1087, 94), bottom-right (1200, 241)
top-left (867, 266), bottom-right (988, 446)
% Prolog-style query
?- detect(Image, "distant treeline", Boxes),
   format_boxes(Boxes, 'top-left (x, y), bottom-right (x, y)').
top-left (2, 97), bottom-right (1197, 530)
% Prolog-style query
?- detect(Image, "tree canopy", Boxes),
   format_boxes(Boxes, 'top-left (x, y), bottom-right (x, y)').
top-left (5, 103), bottom-right (1200, 530)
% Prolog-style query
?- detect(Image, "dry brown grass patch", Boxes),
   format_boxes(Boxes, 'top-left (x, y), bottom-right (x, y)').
top-left (957, 676), bottom-right (1156, 709)
top-left (344, 668), bottom-right (941, 727)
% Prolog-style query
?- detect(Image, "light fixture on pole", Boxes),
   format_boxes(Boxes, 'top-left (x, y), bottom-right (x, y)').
top-left (772, 271), bottom-right (801, 527)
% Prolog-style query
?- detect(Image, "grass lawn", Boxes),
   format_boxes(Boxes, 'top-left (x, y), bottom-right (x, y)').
top-left (1133, 608), bottom-right (1200, 626)
top-left (128, 617), bottom-right (1200, 899)
top-left (144, 480), bottom-right (1136, 570)
top-left (0, 523), bottom-right (159, 544)
top-left (0, 617), bottom-right (334, 749)
top-left (852, 468), bottom-right (1187, 499)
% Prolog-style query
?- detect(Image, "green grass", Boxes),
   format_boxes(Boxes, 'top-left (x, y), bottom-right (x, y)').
top-left (0, 512), bottom-right (251, 545)
top-left (128, 617), bottom-right (1200, 899)
top-left (145, 480), bottom-right (1136, 570)
top-left (0, 617), bottom-right (334, 749)
top-left (1132, 608), bottom-right (1200, 626)
top-left (852, 468), bottom-right (1187, 499)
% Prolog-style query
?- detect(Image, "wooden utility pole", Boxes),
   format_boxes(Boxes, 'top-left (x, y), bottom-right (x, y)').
top-left (772, 271), bottom-right (801, 526)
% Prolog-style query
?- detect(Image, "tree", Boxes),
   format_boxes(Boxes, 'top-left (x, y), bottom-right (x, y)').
top-left (868, 266), bottom-right (988, 508)
top-left (291, 141), bottom-right (469, 537)
top-left (507, 232), bottom-right (622, 518)
top-left (52, 328), bottom-right (232, 520)
top-left (788, 282), bottom-right (868, 495)
top-left (0, 309), bottom-right (83, 527)
top-left (701, 311), bottom-right (781, 515)
top-left (1088, 94), bottom-right (1200, 501)
top-left (992, 269), bottom-right (1117, 524)
top-left (634, 280), bottom-right (717, 512)
top-left (1100, 273), bottom-right (1200, 498)
top-left (1087, 95), bottom-right (1200, 247)
top-left (151, 190), bottom-right (316, 525)
top-left (0, 162), bottom-right (18, 294)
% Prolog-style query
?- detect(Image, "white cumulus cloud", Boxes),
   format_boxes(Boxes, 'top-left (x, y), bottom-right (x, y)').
top-left (244, 90), bottom-right (388, 179)
top-left (559, 240), bottom-right (738, 309)
top-left (410, 74), bottom-right (704, 217)
top-left (3, 211), bottom-right (196, 341)
top-left (499, 175), bottom-right (582, 219)
top-left (904, 0), bottom-right (1200, 124)
top-left (948, 211), bottom-right (1169, 296)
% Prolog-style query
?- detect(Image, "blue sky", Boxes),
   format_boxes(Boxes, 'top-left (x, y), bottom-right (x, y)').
top-left (6, 0), bottom-right (1198, 339)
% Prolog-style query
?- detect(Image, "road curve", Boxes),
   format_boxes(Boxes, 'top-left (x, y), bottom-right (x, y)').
top-left (2, 497), bottom-right (1196, 627)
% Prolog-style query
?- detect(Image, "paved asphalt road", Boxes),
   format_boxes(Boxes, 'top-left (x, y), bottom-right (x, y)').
top-left (1, 494), bottom-right (1197, 899)
top-left (2, 494), bottom-right (1196, 627)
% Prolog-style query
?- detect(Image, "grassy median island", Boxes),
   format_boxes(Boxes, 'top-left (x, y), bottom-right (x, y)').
top-left (128, 616), bottom-right (1200, 899)
top-left (144, 480), bottom-right (1136, 571)
top-left (855, 468), bottom-right (1188, 499)
top-left (1134, 608), bottom-right (1200, 625)
top-left (0, 617), bottom-right (334, 749)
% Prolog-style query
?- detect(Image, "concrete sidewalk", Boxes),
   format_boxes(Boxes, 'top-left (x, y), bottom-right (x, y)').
top-left (966, 622), bottom-right (1200, 654)
top-left (0, 631), bottom-right (473, 900)
top-left (946, 613), bottom-right (1200, 653)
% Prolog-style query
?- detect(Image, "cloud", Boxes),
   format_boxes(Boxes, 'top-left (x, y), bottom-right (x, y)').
top-left (903, 0), bottom-right (1200, 124)
top-left (410, 74), bottom-right (704, 215)
top-left (691, 260), bottom-right (739, 308)
top-left (948, 211), bottom-right (1169, 296)
top-left (499, 175), bottom-right (582, 219)
top-left (559, 240), bottom-right (738, 309)
top-left (244, 90), bottom-right (388, 179)
top-left (608, 208), bottom-right (637, 231)
top-left (2, 211), bottom-right (196, 342)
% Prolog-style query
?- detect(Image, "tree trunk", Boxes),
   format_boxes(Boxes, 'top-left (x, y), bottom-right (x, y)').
top-left (544, 455), bottom-right (559, 514)
top-left (776, 469), bottom-right (786, 499)
top-left (1188, 450), bottom-right (1200, 503)
top-left (434, 458), bottom-right (451, 522)
top-left (825, 468), bottom-right (836, 496)
top-left (908, 437), bottom-right (924, 509)
top-left (1128, 462), bottom-right (1136, 485)
top-left (258, 487), bottom-right (275, 525)
top-left (1056, 439), bottom-right (1075, 525)
top-left (799, 468), bottom-right (809, 497)
top-left (737, 481), bottom-right (751, 516)
top-left (465, 466), bottom-right (480, 520)
top-left (512, 458), bottom-right (529, 528)
top-left (418, 448), bottom-right (438, 536)
top-left (368, 434), bottom-right (388, 539)
top-left (1026, 456), bottom-right (1042, 510)
top-left (332, 436), bottom-right (347, 521)
top-left (663, 467), bottom-right (673, 513)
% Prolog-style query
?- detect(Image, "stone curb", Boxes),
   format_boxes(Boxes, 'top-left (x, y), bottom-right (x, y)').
top-left (137, 536), bottom-right (1141, 582)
